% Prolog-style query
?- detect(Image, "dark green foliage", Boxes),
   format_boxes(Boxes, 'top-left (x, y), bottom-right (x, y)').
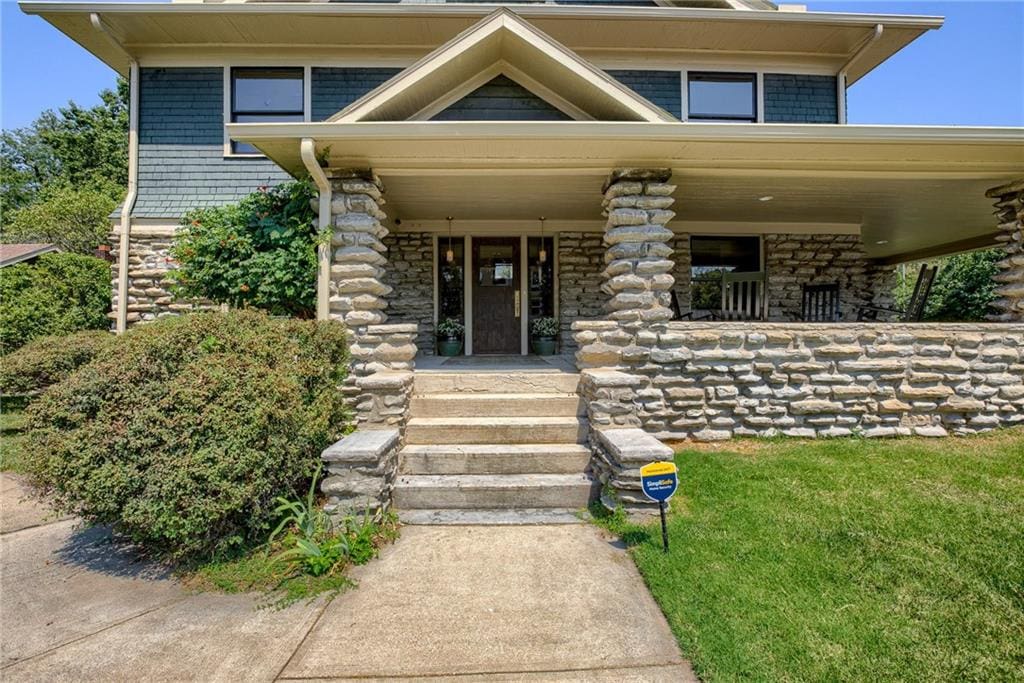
top-left (24, 310), bottom-right (350, 562)
top-left (895, 249), bottom-right (1001, 322)
top-left (0, 253), bottom-right (112, 355)
top-left (0, 330), bottom-right (114, 396)
top-left (171, 181), bottom-right (322, 318)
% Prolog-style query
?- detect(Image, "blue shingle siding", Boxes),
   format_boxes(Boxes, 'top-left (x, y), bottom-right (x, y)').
top-left (135, 67), bottom-right (289, 219)
top-left (431, 75), bottom-right (572, 121)
top-left (311, 67), bottom-right (403, 121)
top-left (763, 74), bottom-right (839, 124)
top-left (606, 70), bottom-right (682, 119)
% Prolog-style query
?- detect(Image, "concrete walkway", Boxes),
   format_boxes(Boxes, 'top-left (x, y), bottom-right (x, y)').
top-left (1, 473), bottom-right (693, 681)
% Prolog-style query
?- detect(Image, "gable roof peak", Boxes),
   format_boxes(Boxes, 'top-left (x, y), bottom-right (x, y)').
top-left (329, 7), bottom-right (674, 124)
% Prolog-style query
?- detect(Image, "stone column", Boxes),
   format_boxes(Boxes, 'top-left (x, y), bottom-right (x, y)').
top-left (987, 179), bottom-right (1024, 322)
top-left (328, 169), bottom-right (392, 329)
top-left (601, 168), bottom-right (677, 328)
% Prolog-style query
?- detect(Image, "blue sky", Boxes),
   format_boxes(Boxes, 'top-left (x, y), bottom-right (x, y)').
top-left (1, 0), bottom-right (1022, 130)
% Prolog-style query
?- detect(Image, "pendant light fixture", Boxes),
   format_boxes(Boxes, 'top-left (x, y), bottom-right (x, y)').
top-left (538, 216), bottom-right (547, 264)
top-left (445, 216), bottom-right (455, 263)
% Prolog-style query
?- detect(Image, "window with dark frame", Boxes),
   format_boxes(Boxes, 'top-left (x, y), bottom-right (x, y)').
top-left (690, 235), bottom-right (762, 311)
top-left (230, 67), bottom-right (304, 154)
top-left (687, 72), bottom-right (757, 122)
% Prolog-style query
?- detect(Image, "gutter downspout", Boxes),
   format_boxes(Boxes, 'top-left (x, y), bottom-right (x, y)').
top-left (300, 138), bottom-right (332, 322)
top-left (837, 23), bottom-right (883, 125)
top-left (91, 13), bottom-right (138, 334)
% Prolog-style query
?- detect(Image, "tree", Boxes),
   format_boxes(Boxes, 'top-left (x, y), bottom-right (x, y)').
top-left (171, 181), bottom-right (323, 318)
top-left (3, 185), bottom-right (117, 254)
top-left (894, 248), bottom-right (1002, 322)
top-left (1, 79), bottom-right (127, 212)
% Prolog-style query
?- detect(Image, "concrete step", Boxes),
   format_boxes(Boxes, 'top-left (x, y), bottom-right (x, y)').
top-left (409, 393), bottom-right (584, 418)
top-left (393, 473), bottom-right (597, 510)
top-left (399, 508), bottom-right (586, 525)
top-left (400, 444), bottom-right (591, 475)
top-left (413, 372), bottom-right (580, 395)
top-left (405, 417), bottom-right (588, 445)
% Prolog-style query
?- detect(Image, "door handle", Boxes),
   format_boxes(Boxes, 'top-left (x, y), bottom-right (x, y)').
top-left (514, 290), bottom-right (521, 318)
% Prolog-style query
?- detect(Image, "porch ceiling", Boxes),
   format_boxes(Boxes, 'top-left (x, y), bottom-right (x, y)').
top-left (227, 120), bottom-right (1024, 262)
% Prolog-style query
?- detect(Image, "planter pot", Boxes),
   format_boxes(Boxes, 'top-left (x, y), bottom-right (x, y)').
top-left (437, 338), bottom-right (463, 356)
top-left (531, 336), bottom-right (557, 356)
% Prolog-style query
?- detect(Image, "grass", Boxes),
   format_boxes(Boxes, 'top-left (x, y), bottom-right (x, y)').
top-left (595, 430), bottom-right (1024, 682)
top-left (0, 408), bottom-right (30, 473)
top-left (180, 511), bottom-right (400, 609)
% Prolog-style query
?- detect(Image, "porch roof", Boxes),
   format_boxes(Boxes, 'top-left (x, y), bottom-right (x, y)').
top-left (227, 120), bottom-right (1024, 263)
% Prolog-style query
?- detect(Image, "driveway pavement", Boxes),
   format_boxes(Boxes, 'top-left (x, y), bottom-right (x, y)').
top-left (1, 473), bottom-right (693, 682)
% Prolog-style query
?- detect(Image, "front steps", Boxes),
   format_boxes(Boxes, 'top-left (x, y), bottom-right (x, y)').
top-left (395, 370), bottom-right (595, 525)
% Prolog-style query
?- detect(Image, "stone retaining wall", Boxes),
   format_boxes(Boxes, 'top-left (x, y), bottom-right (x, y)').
top-left (381, 232), bottom-right (435, 355)
top-left (574, 320), bottom-right (1024, 440)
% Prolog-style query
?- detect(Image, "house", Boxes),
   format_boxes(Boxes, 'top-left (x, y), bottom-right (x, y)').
top-left (24, 0), bottom-right (1024, 520)
top-left (0, 244), bottom-right (60, 268)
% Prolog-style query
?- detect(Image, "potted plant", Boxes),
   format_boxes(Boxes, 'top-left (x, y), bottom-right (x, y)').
top-left (436, 318), bottom-right (464, 356)
top-left (530, 316), bottom-right (559, 356)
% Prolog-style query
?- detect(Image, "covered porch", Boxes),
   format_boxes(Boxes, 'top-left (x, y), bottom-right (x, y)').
top-left (227, 120), bottom-right (1024, 359)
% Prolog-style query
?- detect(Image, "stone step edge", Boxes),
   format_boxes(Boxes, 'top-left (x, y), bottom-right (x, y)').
top-left (395, 473), bottom-right (594, 488)
top-left (409, 392), bottom-right (581, 400)
top-left (398, 508), bottom-right (587, 526)
top-left (399, 443), bottom-right (591, 454)
top-left (406, 417), bottom-right (587, 426)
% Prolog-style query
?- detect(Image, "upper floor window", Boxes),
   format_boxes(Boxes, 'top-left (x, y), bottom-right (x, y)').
top-left (688, 72), bottom-right (756, 122)
top-left (230, 67), bottom-right (304, 154)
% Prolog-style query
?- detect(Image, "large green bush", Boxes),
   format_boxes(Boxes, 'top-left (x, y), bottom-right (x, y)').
top-left (24, 310), bottom-right (349, 562)
top-left (171, 181), bottom-right (322, 318)
top-left (0, 252), bottom-right (111, 354)
top-left (0, 330), bottom-right (114, 396)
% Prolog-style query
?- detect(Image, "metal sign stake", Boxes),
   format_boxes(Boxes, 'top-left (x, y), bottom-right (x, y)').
top-left (640, 460), bottom-right (678, 555)
top-left (659, 500), bottom-right (669, 553)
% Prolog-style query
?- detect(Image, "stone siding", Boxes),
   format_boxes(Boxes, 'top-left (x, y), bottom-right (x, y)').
top-left (574, 320), bottom-right (1024, 440)
top-left (381, 232), bottom-right (435, 355)
top-left (764, 233), bottom-right (895, 320)
top-left (109, 231), bottom-right (212, 326)
top-left (557, 232), bottom-right (606, 352)
top-left (670, 233), bottom-right (692, 318)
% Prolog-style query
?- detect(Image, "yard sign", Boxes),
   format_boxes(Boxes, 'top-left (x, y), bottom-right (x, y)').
top-left (640, 461), bottom-right (678, 553)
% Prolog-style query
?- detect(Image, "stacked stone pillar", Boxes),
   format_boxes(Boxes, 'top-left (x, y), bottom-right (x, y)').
top-left (987, 179), bottom-right (1024, 322)
top-left (320, 168), bottom-right (416, 519)
top-left (328, 169), bottom-right (392, 328)
top-left (600, 168), bottom-right (677, 329)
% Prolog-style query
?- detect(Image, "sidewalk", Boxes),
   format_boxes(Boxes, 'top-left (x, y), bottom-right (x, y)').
top-left (1, 473), bottom-right (693, 681)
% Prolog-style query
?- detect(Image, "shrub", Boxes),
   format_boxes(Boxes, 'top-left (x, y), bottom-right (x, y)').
top-left (170, 181), bottom-right (322, 318)
top-left (0, 330), bottom-right (114, 396)
top-left (0, 252), bottom-right (111, 354)
top-left (24, 310), bottom-right (349, 562)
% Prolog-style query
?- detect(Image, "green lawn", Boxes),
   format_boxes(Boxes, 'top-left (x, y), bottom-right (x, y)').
top-left (0, 408), bottom-right (29, 474)
top-left (600, 430), bottom-right (1024, 682)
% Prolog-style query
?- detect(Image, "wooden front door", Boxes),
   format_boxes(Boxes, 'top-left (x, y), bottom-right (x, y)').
top-left (472, 237), bottom-right (521, 354)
